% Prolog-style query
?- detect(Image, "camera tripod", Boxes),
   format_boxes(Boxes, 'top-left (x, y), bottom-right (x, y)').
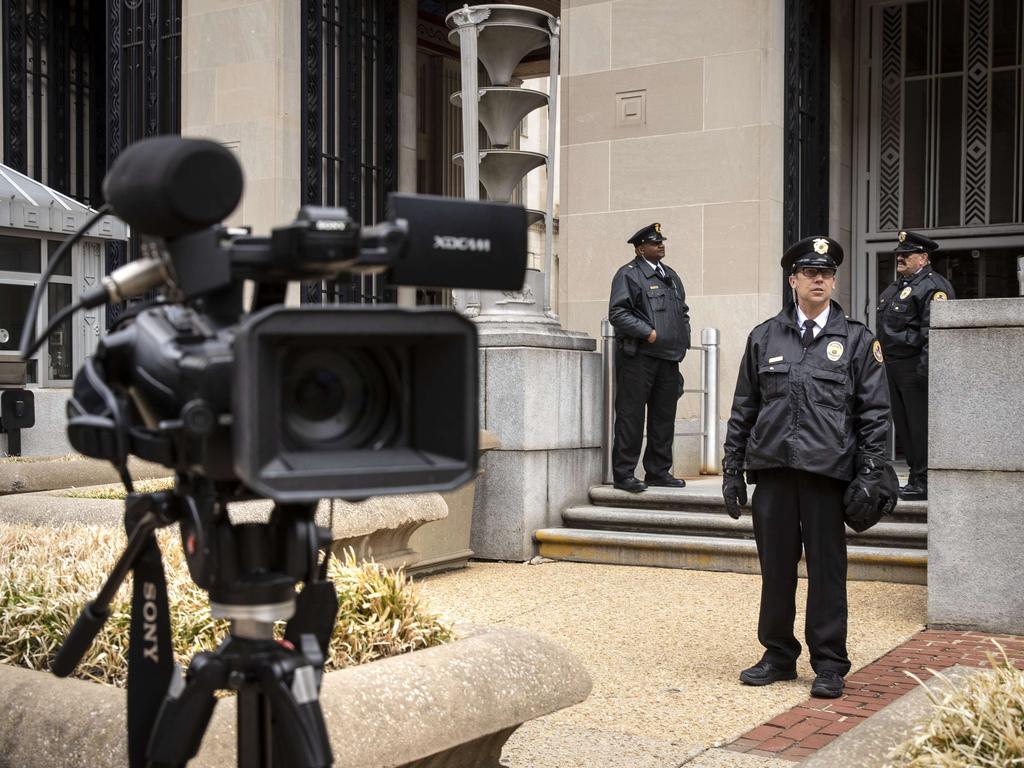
top-left (53, 485), bottom-right (338, 768)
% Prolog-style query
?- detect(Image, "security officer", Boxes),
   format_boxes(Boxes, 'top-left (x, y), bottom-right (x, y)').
top-left (608, 223), bottom-right (691, 493)
top-left (722, 236), bottom-right (897, 699)
top-left (877, 231), bottom-right (954, 501)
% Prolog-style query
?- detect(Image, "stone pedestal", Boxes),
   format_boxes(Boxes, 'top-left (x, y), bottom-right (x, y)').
top-left (471, 327), bottom-right (602, 561)
top-left (928, 298), bottom-right (1024, 633)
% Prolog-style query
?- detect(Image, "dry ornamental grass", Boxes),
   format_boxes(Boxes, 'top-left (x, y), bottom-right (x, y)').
top-left (887, 642), bottom-right (1024, 767)
top-left (0, 524), bottom-right (454, 687)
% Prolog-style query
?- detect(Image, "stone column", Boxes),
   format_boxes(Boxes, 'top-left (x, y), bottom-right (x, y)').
top-left (928, 298), bottom-right (1024, 633)
top-left (181, 0), bottom-right (301, 237)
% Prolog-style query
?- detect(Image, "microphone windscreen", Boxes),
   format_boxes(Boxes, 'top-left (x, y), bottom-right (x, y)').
top-left (102, 136), bottom-right (243, 238)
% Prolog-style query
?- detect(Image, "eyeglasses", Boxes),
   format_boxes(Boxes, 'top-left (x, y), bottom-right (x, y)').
top-left (796, 267), bottom-right (836, 279)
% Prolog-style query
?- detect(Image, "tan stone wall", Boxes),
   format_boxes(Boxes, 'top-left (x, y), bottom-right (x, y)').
top-left (181, 0), bottom-right (301, 236)
top-left (558, 0), bottom-right (786, 422)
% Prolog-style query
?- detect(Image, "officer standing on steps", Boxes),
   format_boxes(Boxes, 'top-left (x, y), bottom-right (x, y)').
top-left (608, 222), bottom-right (691, 493)
top-left (876, 231), bottom-right (955, 501)
top-left (722, 236), bottom-right (898, 699)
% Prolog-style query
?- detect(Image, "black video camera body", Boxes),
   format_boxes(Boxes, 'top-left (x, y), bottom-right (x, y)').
top-left (66, 136), bottom-right (528, 503)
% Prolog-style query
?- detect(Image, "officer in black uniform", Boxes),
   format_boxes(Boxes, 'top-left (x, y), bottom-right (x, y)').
top-left (876, 231), bottom-right (954, 501)
top-left (608, 223), bottom-right (691, 493)
top-left (722, 236), bottom-right (897, 699)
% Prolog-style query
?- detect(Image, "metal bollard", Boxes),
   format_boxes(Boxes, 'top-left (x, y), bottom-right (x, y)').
top-left (601, 321), bottom-right (722, 483)
top-left (601, 319), bottom-right (617, 484)
top-left (700, 328), bottom-right (721, 475)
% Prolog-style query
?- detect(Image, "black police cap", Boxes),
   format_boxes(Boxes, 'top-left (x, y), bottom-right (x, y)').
top-left (894, 230), bottom-right (939, 254)
top-left (780, 236), bottom-right (844, 273)
top-left (627, 222), bottom-right (667, 246)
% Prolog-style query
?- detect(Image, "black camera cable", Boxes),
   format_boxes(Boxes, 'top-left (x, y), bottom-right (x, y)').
top-left (19, 203), bottom-right (174, 361)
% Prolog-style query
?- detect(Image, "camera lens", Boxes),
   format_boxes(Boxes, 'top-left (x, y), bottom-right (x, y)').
top-left (282, 349), bottom-right (400, 449)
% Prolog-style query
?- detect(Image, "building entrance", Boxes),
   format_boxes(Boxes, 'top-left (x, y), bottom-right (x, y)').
top-left (853, 0), bottom-right (1024, 323)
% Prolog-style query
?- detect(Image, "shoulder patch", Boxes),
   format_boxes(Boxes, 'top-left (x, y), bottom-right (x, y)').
top-left (872, 339), bottom-right (884, 363)
top-left (932, 291), bottom-right (948, 301)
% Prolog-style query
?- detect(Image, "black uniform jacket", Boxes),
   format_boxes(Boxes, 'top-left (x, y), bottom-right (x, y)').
top-left (876, 266), bottom-right (954, 373)
top-left (724, 301), bottom-right (890, 482)
top-left (608, 257), bottom-right (691, 362)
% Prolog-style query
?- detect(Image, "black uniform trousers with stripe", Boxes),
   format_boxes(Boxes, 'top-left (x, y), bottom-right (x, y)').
top-left (752, 467), bottom-right (851, 676)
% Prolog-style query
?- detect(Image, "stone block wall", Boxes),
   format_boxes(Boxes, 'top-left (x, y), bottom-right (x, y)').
top-left (471, 344), bottom-right (603, 560)
top-left (928, 298), bottom-right (1024, 633)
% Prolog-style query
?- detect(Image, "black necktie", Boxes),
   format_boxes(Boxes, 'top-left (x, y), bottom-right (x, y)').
top-left (801, 318), bottom-right (816, 348)
top-left (656, 265), bottom-right (665, 279)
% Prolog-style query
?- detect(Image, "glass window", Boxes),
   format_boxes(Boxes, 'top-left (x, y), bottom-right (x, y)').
top-left (47, 283), bottom-right (74, 381)
top-left (936, 76), bottom-right (964, 227)
top-left (0, 284), bottom-right (34, 354)
top-left (47, 240), bottom-right (72, 276)
top-left (0, 235), bottom-right (41, 273)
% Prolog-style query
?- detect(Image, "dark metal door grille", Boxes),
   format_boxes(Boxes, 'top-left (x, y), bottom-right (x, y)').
top-left (300, 0), bottom-right (399, 305)
top-left (869, 0), bottom-right (1024, 233)
top-left (784, 0), bottom-right (832, 299)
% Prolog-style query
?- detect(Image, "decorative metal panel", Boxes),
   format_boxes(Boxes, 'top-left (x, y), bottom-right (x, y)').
top-left (2, 0), bottom-right (29, 172)
top-left (868, 0), bottom-right (1023, 231)
top-left (963, 0), bottom-right (990, 225)
top-left (877, 5), bottom-right (903, 231)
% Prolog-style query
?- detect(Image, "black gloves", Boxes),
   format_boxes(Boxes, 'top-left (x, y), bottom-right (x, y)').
top-left (843, 453), bottom-right (899, 532)
top-left (722, 457), bottom-right (747, 520)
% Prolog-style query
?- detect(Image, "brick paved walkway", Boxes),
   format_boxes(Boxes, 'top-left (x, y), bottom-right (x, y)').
top-left (725, 629), bottom-right (1024, 761)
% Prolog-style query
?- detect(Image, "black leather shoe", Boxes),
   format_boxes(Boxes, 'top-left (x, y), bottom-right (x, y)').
top-left (899, 483), bottom-right (927, 501)
top-left (644, 475), bottom-right (686, 488)
top-left (739, 660), bottom-right (797, 686)
top-left (810, 670), bottom-right (845, 698)
top-left (613, 477), bottom-right (647, 493)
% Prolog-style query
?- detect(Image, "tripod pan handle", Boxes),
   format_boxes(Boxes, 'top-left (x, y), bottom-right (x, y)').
top-left (52, 601), bottom-right (110, 677)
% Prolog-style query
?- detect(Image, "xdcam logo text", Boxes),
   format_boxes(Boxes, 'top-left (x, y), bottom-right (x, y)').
top-left (433, 235), bottom-right (491, 253)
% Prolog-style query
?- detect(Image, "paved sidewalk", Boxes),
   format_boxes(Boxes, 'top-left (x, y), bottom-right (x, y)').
top-left (416, 561), bottom-right (927, 767)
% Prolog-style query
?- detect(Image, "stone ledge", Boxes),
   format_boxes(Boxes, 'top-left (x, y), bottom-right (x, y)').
top-left (0, 456), bottom-right (170, 495)
top-left (0, 625), bottom-right (592, 768)
top-left (931, 297), bottom-right (1024, 329)
top-left (0, 490), bottom-right (449, 572)
top-left (802, 666), bottom-right (980, 767)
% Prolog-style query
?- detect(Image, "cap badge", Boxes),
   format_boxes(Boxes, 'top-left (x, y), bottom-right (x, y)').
top-left (826, 341), bottom-right (844, 361)
top-left (654, 223), bottom-right (661, 234)
top-left (812, 238), bottom-right (829, 255)
top-left (898, 231), bottom-right (907, 242)
top-left (900, 286), bottom-right (912, 300)
top-left (872, 339), bottom-right (884, 363)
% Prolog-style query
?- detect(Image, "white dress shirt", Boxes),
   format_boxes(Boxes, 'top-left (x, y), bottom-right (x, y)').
top-left (796, 304), bottom-right (830, 339)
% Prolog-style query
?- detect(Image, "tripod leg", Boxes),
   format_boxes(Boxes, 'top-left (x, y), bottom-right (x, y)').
top-left (260, 662), bottom-right (333, 768)
top-left (146, 654), bottom-right (225, 768)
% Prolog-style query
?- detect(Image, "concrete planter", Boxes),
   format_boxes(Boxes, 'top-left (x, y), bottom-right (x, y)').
top-left (0, 456), bottom-right (170, 495)
top-left (408, 430), bottom-right (501, 575)
top-left (0, 625), bottom-right (591, 768)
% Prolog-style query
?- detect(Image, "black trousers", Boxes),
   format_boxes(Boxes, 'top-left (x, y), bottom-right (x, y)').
top-left (751, 468), bottom-right (850, 676)
top-left (611, 352), bottom-right (679, 481)
top-left (886, 356), bottom-right (928, 484)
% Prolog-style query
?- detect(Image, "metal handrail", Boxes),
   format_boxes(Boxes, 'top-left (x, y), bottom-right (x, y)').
top-left (601, 322), bottom-right (721, 483)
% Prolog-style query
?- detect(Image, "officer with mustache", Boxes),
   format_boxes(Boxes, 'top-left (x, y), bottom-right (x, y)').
top-left (876, 231), bottom-right (955, 501)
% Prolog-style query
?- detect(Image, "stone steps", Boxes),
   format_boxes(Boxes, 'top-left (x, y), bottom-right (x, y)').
top-left (533, 481), bottom-right (928, 584)
top-left (587, 485), bottom-right (928, 524)
top-left (533, 528), bottom-right (926, 584)
top-left (560, 506), bottom-right (926, 548)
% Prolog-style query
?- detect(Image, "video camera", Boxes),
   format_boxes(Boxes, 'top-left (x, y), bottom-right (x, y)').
top-left (62, 135), bottom-right (526, 502)
top-left (20, 135), bottom-right (527, 768)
